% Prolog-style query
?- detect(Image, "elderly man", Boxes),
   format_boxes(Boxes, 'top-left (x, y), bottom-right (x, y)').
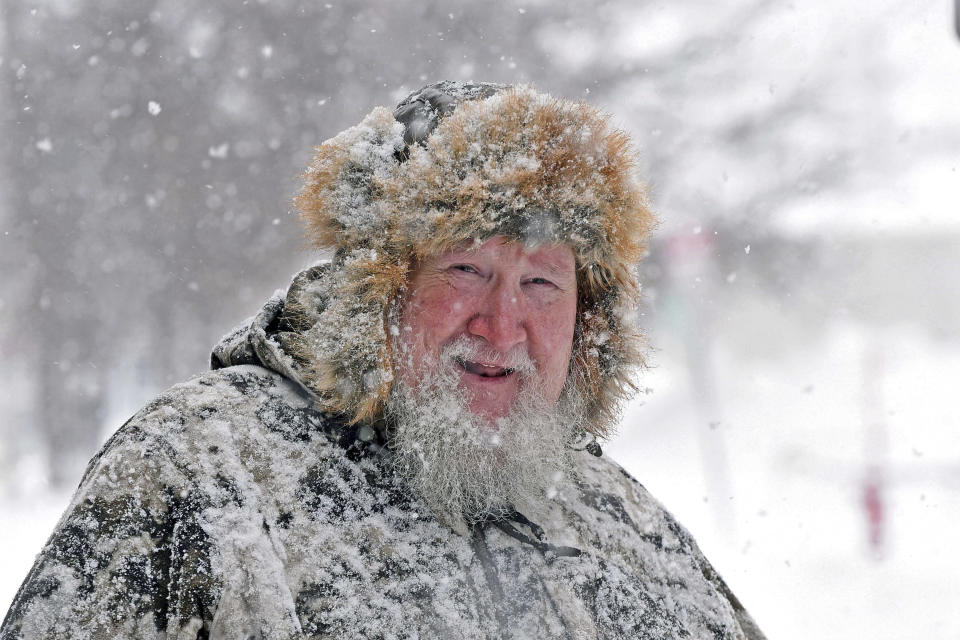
top-left (1, 82), bottom-right (765, 639)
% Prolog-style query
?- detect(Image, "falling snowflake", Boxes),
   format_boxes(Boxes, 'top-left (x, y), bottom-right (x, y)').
top-left (208, 143), bottom-right (229, 159)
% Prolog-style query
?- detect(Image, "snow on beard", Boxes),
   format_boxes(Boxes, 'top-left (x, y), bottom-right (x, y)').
top-left (387, 334), bottom-right (582, 525)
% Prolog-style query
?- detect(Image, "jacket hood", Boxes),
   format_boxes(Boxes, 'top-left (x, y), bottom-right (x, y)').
top-left (210, 265), bottom-right (329, 402)
top-left (284, 83), bottom-right (655, 436)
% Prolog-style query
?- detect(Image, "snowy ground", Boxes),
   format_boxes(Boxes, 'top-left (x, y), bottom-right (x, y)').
top-left (2, 324), bottom-right (958, 638)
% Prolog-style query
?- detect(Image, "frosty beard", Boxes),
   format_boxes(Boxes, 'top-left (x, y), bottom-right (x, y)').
top-left (386, 335), bottom-right (584, 525)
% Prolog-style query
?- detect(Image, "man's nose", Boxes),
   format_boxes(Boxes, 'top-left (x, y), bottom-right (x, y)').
top-left (466, 280), bottom-right (528, 353)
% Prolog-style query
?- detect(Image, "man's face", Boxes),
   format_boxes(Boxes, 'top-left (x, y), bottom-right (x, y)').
top-left (396, 236), bottom-right (578, 422)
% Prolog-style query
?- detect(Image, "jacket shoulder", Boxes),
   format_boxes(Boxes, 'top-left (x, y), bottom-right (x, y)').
top-left (102, 364), bottom-right (325, 460)
top-left (0, 364), bottom-right (338, 639)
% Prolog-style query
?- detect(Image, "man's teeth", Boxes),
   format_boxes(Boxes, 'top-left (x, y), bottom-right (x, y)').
top-left (455, 357), bottom-right (515, 377)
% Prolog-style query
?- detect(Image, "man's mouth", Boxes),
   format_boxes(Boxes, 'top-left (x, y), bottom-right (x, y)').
top-left (454, 357), bottom-right (516, 378)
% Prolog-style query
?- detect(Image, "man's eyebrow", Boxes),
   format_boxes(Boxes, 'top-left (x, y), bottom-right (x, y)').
top-left (537, 260), bottom-right (566, 274)
top-left (529, 258), bottom-right (576, 284)
top-left (434, 250), bottom-right (477, 265)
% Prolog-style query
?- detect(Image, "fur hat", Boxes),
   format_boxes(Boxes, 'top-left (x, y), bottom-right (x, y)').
top-left (289, 82), bottom-right (655, 437)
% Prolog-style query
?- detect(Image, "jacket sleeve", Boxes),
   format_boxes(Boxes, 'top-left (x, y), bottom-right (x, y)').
top-left (0, 416), bottom-right (221, 639)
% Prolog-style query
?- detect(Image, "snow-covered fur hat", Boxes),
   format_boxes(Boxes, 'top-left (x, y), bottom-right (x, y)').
top-left (288, 81), bottom-right (655, 437)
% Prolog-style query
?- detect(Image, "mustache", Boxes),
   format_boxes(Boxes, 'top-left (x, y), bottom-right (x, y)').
top-left (441, 335), bottom-right (537, 377)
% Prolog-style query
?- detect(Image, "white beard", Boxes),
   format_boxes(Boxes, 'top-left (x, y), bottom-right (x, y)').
top-left (386, 336), bottom-right (584, 525)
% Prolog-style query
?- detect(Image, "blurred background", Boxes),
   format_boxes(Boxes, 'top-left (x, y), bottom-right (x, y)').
top-left (2, 0), bottom-right (958, 636)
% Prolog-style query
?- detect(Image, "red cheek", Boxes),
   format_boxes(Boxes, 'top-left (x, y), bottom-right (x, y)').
top-left (405, 288), bottom-right (472, 344)
top-left (418, 295), bottom-right (458, 323)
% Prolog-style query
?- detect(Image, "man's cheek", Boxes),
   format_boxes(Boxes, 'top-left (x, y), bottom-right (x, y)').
top-left (540, 319), bottom-right (577, 354)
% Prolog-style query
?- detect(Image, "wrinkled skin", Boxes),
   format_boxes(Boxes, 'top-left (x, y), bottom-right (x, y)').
top-left (397, 236), bottom-right (578, 422)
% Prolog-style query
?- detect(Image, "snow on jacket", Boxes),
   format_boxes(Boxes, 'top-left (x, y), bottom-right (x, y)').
top-left (1, 266), bottom-right (765, 640)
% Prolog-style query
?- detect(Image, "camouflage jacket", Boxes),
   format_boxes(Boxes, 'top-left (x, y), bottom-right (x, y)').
top-left (2, 274), bottom-right (765, 640)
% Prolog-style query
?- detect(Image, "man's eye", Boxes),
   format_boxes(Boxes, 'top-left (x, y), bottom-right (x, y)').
top-left (451, 264), bottom-right (478, 274)
top-left (527, 277), bottom-right (554, 286)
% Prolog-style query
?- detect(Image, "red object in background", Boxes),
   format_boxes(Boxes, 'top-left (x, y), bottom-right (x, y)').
top-left (863, 471), bottom-right (884, 554)
top-left (663, 231), bottom-right (714, 263)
